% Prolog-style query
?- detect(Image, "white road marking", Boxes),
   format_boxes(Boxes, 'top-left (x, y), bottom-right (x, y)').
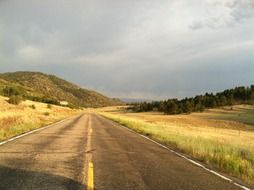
top-left (101, 116), bottom-right (252, 190)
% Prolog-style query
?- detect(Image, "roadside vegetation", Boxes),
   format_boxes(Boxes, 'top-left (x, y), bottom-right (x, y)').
top-left (8, 95), bottom-right (23, 105)
top-left (97, 105), bottom-right (254, 186)
top-left (0, 95), bottom-right (81, 141)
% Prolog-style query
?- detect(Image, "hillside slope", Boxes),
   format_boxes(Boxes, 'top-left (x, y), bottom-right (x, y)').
top-left (0, 71), bottom-right (122, 107)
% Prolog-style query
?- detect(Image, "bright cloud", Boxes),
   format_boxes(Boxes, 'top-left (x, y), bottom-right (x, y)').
top-left (17, 46), bottom-right (44, 61)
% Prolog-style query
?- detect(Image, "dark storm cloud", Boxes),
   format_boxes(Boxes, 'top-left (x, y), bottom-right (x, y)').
top-left (0, 0), bottom-right (253, 99)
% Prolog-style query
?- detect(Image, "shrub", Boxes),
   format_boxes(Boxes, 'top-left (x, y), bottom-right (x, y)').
top-left (47, 104), bottom-right (52, 109)
top-left (41, 97), bottom-right (59, 105)
top-left (44, 112), bottom-right (50, 116)
top-left (8, 95), bottom-right (23, 105)
top-left (25, 96), bottom-right (60, 106)
top-left (29, 104), bottom-right (36, 109)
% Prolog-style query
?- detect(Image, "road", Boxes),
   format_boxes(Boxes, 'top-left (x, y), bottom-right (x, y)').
top-left (0, 113), bottom-right (247, 190)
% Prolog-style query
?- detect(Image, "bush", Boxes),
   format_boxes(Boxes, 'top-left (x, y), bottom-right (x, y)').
top-left (3, 86), bottom-right (22, 97)
top-left (47, 104), bottom-right (52, 109)
top-left (8, 95), bottom-right (23, 105)
top-left (44, 112), bottom-right (50, 116)
top-left (29, 104), bottom-right (36, 109)
top-left (41, 97), bottom-right (59, 105)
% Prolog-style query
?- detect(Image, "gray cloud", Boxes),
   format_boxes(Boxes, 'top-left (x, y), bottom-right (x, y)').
top-left (0, 0), bottom-right (253, 99)
top-left (189, 0), bottom-right (254, 30)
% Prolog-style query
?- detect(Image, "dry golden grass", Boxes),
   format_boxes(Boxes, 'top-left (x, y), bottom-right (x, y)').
top-left (0, 96), bottom-right (81, 141)
top-left (96, 105), bottom-right (254, 185)
top-left (97, 105), bottom-right (253, 130)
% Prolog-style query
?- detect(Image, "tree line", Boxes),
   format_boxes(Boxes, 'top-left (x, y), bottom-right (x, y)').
top-left (130, 85), bottom-right (254, 114)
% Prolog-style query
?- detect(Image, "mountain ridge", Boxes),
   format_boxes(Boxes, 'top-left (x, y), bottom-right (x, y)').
top-left (0, 71), bottom-right (122, 108)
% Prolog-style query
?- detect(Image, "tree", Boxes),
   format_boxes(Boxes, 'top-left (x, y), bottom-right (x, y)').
top-left (195, 102), bottom-right (204, 112)
top-left (219, 95), bottom-right (227, 106)
top-left (8, 95), bottom-right (23, 105)
top-left (184, 101), bottom-right (193, 113)
top-left (158, 101), bottom-right (166, 112)
top-left (3, 86), bottom-right (21, 97)
top-left (227, 94), bottom-right (234, 106)
top-left (165, 100), bottom-right (178, 114)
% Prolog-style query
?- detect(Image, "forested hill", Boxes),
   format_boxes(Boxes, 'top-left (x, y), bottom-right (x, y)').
top-left (131, 85), bottom-right (254, 114)
top-left (0, 71), bottom-right (122, 108)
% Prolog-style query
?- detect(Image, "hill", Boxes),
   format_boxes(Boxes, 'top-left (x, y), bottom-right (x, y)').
top-left (0, 71), bottom-right (122, 108)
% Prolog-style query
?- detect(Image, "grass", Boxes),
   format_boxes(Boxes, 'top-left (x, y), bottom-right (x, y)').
top-left (0, 95), bottom-right (81, 141)
top-left (196, 105), bottom-right (254, 126)
top-left (97, 105), bottom-right (254, 186)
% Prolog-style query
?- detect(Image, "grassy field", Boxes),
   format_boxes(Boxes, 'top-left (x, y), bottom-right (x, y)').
top-left (96, 105), bottom-right (254, 186)
top-left (194, 105), bottom-right (254, 126)
top-left (0, 95), bottom-right (81, 141)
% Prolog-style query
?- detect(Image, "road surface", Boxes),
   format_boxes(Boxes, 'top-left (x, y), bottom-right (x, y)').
top-left (0, 113), bottom-right (248, 190)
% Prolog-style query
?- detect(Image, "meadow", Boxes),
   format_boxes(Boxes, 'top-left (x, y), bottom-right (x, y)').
top-left (97, 105), bottom-right (254, 186)
top-left (0, 96), bottom-right (81, 141)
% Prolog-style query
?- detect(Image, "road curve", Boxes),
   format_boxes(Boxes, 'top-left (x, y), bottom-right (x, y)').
top-left (0, 113), bottom-right (247, 190)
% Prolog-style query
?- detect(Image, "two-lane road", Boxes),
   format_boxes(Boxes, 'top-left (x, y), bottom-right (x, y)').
top-left (0, 114), bottom-right (247, 190)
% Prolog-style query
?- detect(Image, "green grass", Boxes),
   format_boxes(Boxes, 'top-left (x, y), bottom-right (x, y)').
top-left (202, 106), bottom-right (254, 126)
top-left (99, 112), bottom-right (254, 185)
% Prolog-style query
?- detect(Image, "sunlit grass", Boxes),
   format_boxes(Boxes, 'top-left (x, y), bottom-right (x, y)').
top-left (98, 110), bottom-right (254, 185)
top-left (0, 96), bottom-right (81, 141)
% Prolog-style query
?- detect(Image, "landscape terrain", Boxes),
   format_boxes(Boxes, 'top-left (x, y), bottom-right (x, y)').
top-left (1, 1), bottom-right (253, 189)
top-left (0, 95), bottom-right (81, 141)
top-left (0, 71), bottom-right (122, 108)
top-left (0, 71), bottom-right (122, 141)
top-left (97, 104), bottom-right (254, 186)
top-left (0, 71), bottom-right (253, 190)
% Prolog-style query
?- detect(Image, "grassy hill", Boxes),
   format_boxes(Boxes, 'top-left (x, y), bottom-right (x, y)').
top-left (0, 71), bottom-right (122, 108)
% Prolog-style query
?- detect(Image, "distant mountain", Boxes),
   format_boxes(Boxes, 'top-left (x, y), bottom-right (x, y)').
top-left (0, 71), bottom-right (122, 108)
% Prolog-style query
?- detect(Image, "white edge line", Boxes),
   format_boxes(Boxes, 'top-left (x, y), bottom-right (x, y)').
top-left (102, 116), bottom-right (252, 190)
top-left (0, 114), bottom-right (82, 146)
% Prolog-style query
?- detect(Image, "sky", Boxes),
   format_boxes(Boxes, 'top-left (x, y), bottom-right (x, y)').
top-left (0, 0), bottom-right (253, 100)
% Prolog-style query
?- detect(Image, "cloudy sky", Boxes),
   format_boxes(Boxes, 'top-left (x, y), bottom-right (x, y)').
top-left (0, 0), bottom-right (253, 99)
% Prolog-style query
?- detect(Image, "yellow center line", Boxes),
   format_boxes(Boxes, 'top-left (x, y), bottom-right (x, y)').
top-left (84, 114), bottom-right (94, 190)
top-left (87, 162), bottom-right (94, 190)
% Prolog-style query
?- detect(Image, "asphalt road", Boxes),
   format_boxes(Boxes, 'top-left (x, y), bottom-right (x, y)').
top-left (0, 113), bottom-right (247, 190)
